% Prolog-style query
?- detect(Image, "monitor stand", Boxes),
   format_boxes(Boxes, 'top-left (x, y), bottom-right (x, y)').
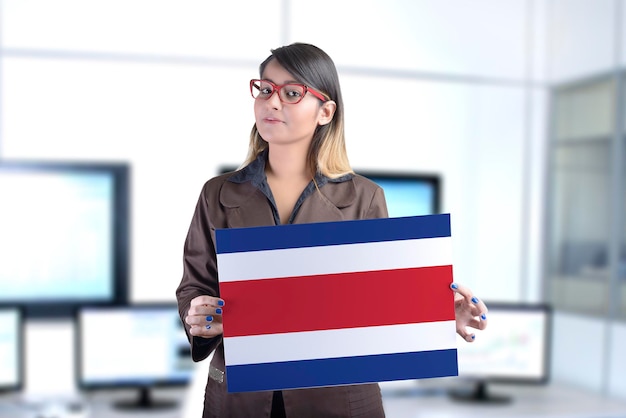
top-left (448, 380), bottom-right (512, 404)
top-left (114, 387), bottom-right (178, 410)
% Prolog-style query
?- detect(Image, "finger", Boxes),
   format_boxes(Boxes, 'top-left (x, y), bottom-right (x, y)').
top-left (450, 283), bottom-right (482, 307)
top-left (473, 298), bottom-right (489, 316)
top-left (450, 283), bottom-right (475, 304)
top-left (465, 301), bottom-right (488, 329)
top-left (187, 304), bottom-right (216, 316)
top-left (189, 322), bottom-right (223, 338)
top-left (451, 283), bottom-right (489, 316)
top-left (190, 295), bottom-right (225, 308)
top-left (185, 312), bottom-right (219, 326)
top-left (462, 316), bottom-right (486, 331)
top-left (191, 312), bottom-right (223, 336)
top-left (456, 327), bottom-right (476, 343)
top-left (188, 297), bottom-right (225, 316)
top-left (476, 312), bottom-right (488, 330)
top-left (185, 306), bottom-right (225, 325)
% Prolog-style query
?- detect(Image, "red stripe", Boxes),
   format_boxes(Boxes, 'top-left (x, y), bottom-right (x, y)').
top-left (220, 265), bottom-right (454, 338)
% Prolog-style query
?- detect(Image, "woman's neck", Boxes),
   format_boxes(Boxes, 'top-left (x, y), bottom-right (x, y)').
top-left (265, 145), bottom-right (313, 224)
top-left (266, 146), bottom-right (311, 181)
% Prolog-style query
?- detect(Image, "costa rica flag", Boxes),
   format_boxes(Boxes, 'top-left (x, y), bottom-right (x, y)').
top-left (216, 214), bottom-right (458, 393)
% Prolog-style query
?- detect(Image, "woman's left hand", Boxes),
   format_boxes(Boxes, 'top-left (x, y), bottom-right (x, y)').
top-left (450, 282), bottom-right (488, 342)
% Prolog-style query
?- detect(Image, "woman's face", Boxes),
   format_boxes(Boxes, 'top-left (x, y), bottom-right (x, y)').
top-left (254, 59), bottom-right (330, 148)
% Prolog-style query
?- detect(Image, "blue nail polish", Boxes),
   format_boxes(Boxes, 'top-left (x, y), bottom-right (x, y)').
top-left (206, 315), bottom-right (213, 322)
top-left (217, 300), bottom-right (224, 306)
top-left (450, 283), bottom-right (458, 289)
top-left (471, 297), bottom-right (479, 304)
top-left (216, 308), bottom-right (223, 314)
top-left (206, 325), bottom-right (211, 330)
top-left (471, 335), bottom-right (475, 340)
top-left (481, 314), bottom-right (487, 320)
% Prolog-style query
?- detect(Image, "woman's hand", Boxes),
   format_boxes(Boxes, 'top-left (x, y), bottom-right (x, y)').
top-left (450, 282), bottom-right (488, 342)
top-left (185, 295), bottom-right (225, 338)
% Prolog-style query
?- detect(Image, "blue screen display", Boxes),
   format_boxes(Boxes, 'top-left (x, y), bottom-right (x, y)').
top-left (0, 161), bottom-right (129, 317)
top-left (0, 170), bottom-right (113, 301)
top-left (360, 172), bottom-right (440, 217)
top-left (369, 178), bottom-right (437, 217)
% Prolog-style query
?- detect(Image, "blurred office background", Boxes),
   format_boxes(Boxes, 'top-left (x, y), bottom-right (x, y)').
top-left (1, 0), bottom-right (626, 415)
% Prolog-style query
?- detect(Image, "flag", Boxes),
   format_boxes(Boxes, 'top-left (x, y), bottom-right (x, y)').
top-left (216, 214), bottom-right (458, 393)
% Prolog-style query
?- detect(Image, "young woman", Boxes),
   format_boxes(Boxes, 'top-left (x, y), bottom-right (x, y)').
top-left (176, 42), bottom-right (488, 418)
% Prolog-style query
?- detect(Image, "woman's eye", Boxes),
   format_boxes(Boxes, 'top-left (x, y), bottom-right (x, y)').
top-left (260, 87), bottom-right (272, 95)
top-left (285, 89), bottom-right (302, 97)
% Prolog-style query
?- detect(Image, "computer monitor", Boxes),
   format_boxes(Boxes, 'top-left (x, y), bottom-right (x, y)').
top-left (452, 302), bottom-right (552, 403)
top-left (0, 306), bottom-right (23, 393)
top-left (218, 166), bottom-right (441, 217)
top-left (0, 161), bottom-right (130, 318)
top-left (75, 304), bottom-right (194, 410)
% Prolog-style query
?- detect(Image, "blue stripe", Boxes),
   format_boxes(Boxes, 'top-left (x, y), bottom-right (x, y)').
top-left (225, 348), bottom-right (458, 393)
top-left (216, 214), bottom-right (451, 254)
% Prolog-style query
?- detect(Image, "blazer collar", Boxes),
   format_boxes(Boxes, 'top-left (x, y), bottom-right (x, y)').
top-left (218, 149), bottom-right (357, 227)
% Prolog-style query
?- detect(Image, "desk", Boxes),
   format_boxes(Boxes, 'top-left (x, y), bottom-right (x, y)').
top-left (2, 383), bottom-right (626, 418)
top-left (381, 381), bottom-right (626, 418)
top-left (0, 388), bottom-right (186, 418)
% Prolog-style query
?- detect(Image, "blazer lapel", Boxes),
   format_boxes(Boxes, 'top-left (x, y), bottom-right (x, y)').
top-left (219, 180), bottom-right (275, 228)
top-left (294, 179), bottom-right (357, 223)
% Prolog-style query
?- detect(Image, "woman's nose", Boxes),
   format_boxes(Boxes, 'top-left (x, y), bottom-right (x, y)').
top-left (266, 90), bottom-right (283, 109)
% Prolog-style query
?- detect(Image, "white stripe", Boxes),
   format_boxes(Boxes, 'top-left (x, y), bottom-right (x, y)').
top-left (217, 237), bottom-right (452, 283)
top-left (223, 320), bottom-right (456, 366)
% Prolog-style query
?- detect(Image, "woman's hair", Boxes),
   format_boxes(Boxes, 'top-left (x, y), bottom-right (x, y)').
top-left (243, 42), bottom-right (352, 179)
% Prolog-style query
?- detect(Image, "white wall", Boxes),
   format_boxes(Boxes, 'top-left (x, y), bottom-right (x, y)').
top-left (546, 0), bottom-right (616, 83)
top-left (0, 0), bottom-right (551, 404)
top-left (1, 0), bottom-right (543, 306)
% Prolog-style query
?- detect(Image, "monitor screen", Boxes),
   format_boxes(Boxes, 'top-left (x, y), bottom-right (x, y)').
top-left (452, 302), bottom-right (552, 403)
top-left (0, 161), bottom-right (130, 318)
top-left (76, 304), bottom-right (194, 410)
top-left (358, 171), bottom-right (441, 217)
top-left (0, 306), bottom-right (23, 392)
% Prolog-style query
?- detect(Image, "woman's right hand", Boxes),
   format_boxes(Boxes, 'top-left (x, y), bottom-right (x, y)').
top-left (185, 295), bottom-right (224, 338)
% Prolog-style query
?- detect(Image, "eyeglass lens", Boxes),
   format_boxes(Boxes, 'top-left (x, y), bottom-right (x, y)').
top-left (251, 80), bottom-right (307, 104)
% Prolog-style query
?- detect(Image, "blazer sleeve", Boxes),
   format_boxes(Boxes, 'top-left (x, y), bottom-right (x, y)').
top-left (367, 184), bottom-right (389, 220)
top-left (175, 180), bottom-right (222, 362)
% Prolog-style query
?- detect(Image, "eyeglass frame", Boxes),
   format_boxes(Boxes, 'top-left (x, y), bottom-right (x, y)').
top-left (249, 79), bottom-right (329, 104)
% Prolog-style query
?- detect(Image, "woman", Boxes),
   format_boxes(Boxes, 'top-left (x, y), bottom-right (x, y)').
top-left (176, 42), bottom-right (488, 418)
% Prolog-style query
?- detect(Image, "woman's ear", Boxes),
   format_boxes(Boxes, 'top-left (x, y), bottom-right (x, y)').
top-left (317, 101), bottom-right (337, 126)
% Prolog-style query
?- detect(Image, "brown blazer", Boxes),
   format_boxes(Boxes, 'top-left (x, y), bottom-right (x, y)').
top-left (176, 171), bottom-right (389, 418)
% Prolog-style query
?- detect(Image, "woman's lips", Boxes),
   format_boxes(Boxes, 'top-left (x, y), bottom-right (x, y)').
top-left (263, 117), bottom-right (284, 124)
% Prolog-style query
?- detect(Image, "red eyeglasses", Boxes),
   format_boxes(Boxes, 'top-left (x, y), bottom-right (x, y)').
top-left (250, 79), bottom-right (329, 104)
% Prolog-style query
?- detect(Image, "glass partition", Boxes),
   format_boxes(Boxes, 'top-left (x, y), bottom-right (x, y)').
top-left (547, 77), bottom-right (615, 316)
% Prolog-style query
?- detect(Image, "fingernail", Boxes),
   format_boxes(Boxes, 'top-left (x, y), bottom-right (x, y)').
top-left (216, 308), bottom-right (223, 314)
top-left (206, 325), bottom-right (211, 330)
top-left (471, 335), bottom-right (475, 340)
top-left (217, 300), bottom-right (224, 306)
top-left (481, 314), bottom-right (487, 320)
top-left (206, 315), bottom-right (213, 322)
top-left (450, 283), bottom-right (458, 290)
top-left (471, 297), bottom-right (479, 304)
